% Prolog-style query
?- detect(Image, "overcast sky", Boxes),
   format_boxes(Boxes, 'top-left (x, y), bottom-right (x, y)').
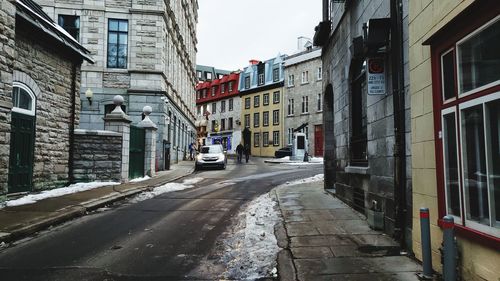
top-left (196, 0), bottom-right (322, 72)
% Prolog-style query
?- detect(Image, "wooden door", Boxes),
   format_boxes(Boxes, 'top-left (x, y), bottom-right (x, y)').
top-left (8, 112), bottom-right (35, 193)
top-left (314, 125), bottom-right (323, 157)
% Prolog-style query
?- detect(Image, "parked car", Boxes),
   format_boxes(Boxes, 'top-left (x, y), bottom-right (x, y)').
top-left (274, 145), bottom-right (292, 158)
top-left (195, 144), bottom-right (227, 170)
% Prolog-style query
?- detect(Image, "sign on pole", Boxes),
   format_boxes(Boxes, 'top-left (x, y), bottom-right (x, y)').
top-left (367, 57), bottom-right (386, 95)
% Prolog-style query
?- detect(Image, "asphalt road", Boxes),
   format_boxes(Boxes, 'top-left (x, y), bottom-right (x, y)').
top-left (0, 158), bottom-right (322, 280)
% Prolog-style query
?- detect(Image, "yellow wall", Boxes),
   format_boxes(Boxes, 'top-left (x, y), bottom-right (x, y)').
top-left (241, 87), bottom-right (284, 157)
top-left (410, 0), bottom-right (500, 280)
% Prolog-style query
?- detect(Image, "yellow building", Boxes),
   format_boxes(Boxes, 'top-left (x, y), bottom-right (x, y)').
top-left (410, 1), bottom-right (500, 280)
top-left (239, 56), bottom-right (285, 157)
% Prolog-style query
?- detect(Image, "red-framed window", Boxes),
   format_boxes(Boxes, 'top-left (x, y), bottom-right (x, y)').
top-left (431, 7), bottom-right (500, 249)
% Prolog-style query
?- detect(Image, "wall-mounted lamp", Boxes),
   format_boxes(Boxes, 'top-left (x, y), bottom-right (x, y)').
top-left (85, 88), bottom-right (93, 106)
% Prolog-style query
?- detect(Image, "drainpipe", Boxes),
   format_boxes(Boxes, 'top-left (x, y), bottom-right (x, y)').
top-left (68, 62), bottom-right (77, 184)
top-left (391, 0), bottom-right (407, 248)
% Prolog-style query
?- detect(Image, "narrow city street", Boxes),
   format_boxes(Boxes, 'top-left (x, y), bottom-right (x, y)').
top-left (0, 159), bottom-right (322, 280)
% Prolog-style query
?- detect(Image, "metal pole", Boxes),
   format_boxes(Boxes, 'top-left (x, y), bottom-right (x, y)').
top-left (443, 216), bottom-right (456, 281)
top-left (419, 208), bottom-right (433, 279)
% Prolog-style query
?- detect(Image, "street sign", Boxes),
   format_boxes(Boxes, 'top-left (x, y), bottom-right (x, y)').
top-left (367, 57), bottom-right (386, 95)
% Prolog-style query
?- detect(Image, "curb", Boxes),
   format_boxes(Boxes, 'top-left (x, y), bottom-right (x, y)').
top-left (1, 168), bottom-right (195, 244)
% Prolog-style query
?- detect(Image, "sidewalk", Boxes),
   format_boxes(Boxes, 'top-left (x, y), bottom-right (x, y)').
top-left (0, 161), bottom-right (194, 243)
top-left (272, 180), bottom-right (422, 281)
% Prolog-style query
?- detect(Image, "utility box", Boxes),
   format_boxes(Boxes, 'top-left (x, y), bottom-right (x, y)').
top-left (291, 133), bottom-right (308, 161)
top-left (366, 209), bottom-right (384, 230)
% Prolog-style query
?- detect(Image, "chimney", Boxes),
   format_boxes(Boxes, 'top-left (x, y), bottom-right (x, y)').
top-left (249, 59), bottom-right (260, 65)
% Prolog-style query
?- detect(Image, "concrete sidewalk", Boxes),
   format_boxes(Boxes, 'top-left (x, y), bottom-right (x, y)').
top-left (273, 180), bottom-right (422, 281)
top-left (0, 161), bottom-right (194, 243)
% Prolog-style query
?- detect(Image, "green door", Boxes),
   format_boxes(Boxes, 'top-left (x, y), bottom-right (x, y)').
top-left (8, 112), bottom-right (35, 193)
top-left (129, 126), bottom-right (145, 179)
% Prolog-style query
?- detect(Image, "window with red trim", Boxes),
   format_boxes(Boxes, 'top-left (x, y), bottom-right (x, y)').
top-left (433, 15), bottom-right (500, 240)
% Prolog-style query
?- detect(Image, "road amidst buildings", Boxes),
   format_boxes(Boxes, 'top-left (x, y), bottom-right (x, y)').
top-left (0, 159), bottom-right (321, 280)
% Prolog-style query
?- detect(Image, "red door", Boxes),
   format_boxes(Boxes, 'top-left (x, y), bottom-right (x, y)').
top-left (314, 125), bottom-right (323, 157)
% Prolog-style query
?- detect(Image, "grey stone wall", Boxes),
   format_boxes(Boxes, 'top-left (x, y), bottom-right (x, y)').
top-left (0, 0), bottom-right (15, 195)
top-left (73, 130), bottom-right (122, 182)
top-left (322, 0), bottom-right (411, 237)
top-left (14, 22), bottom-right (81, 190)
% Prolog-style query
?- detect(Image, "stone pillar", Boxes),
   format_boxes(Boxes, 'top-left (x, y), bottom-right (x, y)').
top-left (104, 95), bottom-right (131, 183)
top-left (137, 105), bottom-right (157, 177)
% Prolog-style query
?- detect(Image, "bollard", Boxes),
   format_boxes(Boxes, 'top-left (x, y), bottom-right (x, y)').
top-left (443, 216), bottom-right (456, 281)
top-left (419, 208), bottom-right (433, 279)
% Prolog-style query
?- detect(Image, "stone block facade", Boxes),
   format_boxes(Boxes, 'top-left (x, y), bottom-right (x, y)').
top-left (73, 129), bottom-right (122, 182)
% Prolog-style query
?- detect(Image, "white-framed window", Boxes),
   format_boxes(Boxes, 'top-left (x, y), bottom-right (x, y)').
top-left (202, 89), bottom-right (207, 98)
top-left (196, 90), bottom-right (201, 100)
top-left (221, 83), bottom-right (225, 94)
top-left (228, 81), bottom-right (234, 92)
top-left (273, 91), bottom-right (280, 104)
top-left (317, 93), bottom-right (322, 112)
top-left (288, 74), bottom-right (294, 87)
top-left (302, 96), bottom-right (309, 113)
top-left (211, 102), bottom-right (216, 114)
top-left (245, 97), bottom-right (250, 109)
top-left (258, 73), bottom-right (265, 86)
top-left (263, 132), bottom-right (269, 147)
top-left (254, 112), bottom-right (260, 127)
top-left (206, 72), bottom-right (212, 80)
top-left (317, 67), bottom-right (322, 80)
top-left (254, 95), bottom-right (260, 108)
top-left (221, 100), bottom-right (226, 112)
top-left (229, 98), bottom-right (234, 111)
top-left (12, 82), bottom-right (36, 116)
top-left (244, 114), bottom-right (250, 128)
top-left (263, 111), bottom-right (269, 126)
top-left (287, 128), bottom-right (294, 145)
top-left (263, 93), bottom-right (269, 105)
top-left (273, 68), bottom-right (279, 82)
top-left (273, 110), bottom-right (279, 125)
top-left (211, 86), bottom-right (216, 96)
top-left (245, 76), bottom-right (250, 89)
top-left (197, 71), bottom-right (202, 79)
top-left (273, 131), bottom-right (280, 146)
top-left (301, 71), bottom-right (309, 84)
top-left (288, 99), bottom-right (294, 115)
top-left (254, 132), bottom-right (260, 147)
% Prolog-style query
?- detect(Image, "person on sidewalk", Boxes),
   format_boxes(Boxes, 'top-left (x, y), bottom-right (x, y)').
top-left (188, 142), bottom-right (194, 161)
top-left (236, 143), bottom-right (244, 163)
top-left (244, 144), bottom-right (250, 163)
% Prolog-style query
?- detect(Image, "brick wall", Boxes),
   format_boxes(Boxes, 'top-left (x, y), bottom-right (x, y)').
top-left (73, 130), bottom-right (122, 182)
top-left (0, 0), bottom-right (15, 195)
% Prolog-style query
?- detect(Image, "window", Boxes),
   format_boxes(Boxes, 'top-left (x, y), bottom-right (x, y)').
top-left (228, 81), bottom-right (234, 92)
top-left (206, 72), bottom-right (212, 80)
top-left (317, 67), bottom-right (322, 80)
top-left (197, 71), bottom-right (202, 79)
top-left (273, 91), bottom-right (280, 104)
top-left (301, 96), bottom-right (309, 113)
top-left (211, 102), bottom-right (216, 114)
top-left (273, 68), bottom-right (279, 82)
top-left (221, 83), bottom-right (225, 94)
top-left (317, 93), bottom-right (322, 111)
top-left (228, 117), bottom-right (233, 130)
top-left (218, 73), bottom-right (224, 79)
top-left (196, 91), bottom-right (201, 100)
top-left (211, 120), bottom-right (216, 132)
top-left (273, 110), bottom-right (279, 125)
top-left (263, 93), bottom-right (269, 105)
top-left (288, 99), bottom-right (294, 115)
top-left (245, 76), bottom-right (250, 89)
top-left (263, 111), bottom-right (269, 126)
top-left (221, 119), bottom-right (226, 131)
top-left (211, 86), bottom-right (216, 96)
top-left (221, 100), bottom-right (226, 112)
top-left (288, 74), bottom-right (294, 87)
top-left (229, 98), bottom-right (234, 111)
top-left (12, 83), bottom-right (35, 115)
top-left (244, 114), bottom-right (250, 128)
top-left (107, 19), bottom-right (128, 68)
top-left (301, 71), bottom-right (309, 84)
top-left (58, 15), bottom-right (80, 41)
top-left (245, 97), bottom-right (250, 109)
top-left (258, 73), bottom-right (265, 86)
top-left (433, 13), bottom-right (500, 239)
top-left (202, 89), bottom-right (207, 98)
top-left (253, 112), bottom-right (260, 127)
top-left (288, 128), bottom-right (294, 145)
top-left (254, 132), bottom-right (260, 147)
top-left (263, 132), bottom-right (269, 147)
top-left (254, 95), bottom-right (260, 108)
top-left (350, 59), bottom-right (368, 166)
top-left (273, 131), bottom-right (280, 146)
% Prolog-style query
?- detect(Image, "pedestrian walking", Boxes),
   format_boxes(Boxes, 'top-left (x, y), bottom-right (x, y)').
top-left (236, 143), bottom-right (244, 163)
top-left (244, 144), bottom-right (250, 163)
top-left (188, 142), bottom-right (194, 161)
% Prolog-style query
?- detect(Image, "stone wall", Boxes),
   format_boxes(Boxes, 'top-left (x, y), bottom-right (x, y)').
top-left (0, 1), bottom-right (15, 195)
top-left (73, 129), bottom-right (122, 182)
top-left (14, 20), bottom-right (81, 190)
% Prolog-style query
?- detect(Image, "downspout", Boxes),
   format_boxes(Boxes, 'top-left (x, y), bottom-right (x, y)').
top-left (68, 62), bottom-right (77, 184)
top-left (391, 0), bottom-right (407, 248)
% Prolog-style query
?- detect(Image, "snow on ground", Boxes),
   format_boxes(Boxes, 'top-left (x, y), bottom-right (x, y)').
top-left (266, 156), bottom-right (323, 165)
top-left (219, 193), bottom-right (281, 280)
top-left (282, 173), bottom-right (324, 185)
top-left (129, 176), bottom-right (151, 183)
top-left (1, 181), bottom-right (120, 208)
top-left (128, 177), bottom-right (204, 203)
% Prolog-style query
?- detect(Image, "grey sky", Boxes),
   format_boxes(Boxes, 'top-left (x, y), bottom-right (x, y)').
top-left (196, 0), bottom-right (322, 72)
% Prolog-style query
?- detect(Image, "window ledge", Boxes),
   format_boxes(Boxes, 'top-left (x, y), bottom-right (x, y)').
top-left (345, 165), bottom-right (370, 175)
top-left (301, 112), bottom-right (310, 115)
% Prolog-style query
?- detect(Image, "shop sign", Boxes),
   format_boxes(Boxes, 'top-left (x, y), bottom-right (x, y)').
top-left (367, 57), bottom-right (385, 95)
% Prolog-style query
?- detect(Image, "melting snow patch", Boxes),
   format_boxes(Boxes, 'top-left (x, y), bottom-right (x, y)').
top-left (283, 173), bottom-right (324, 186)
top-left (129, 177), bottom-right (204, 203)
top-left (129, 176), bottom-right (151, 182)
top-left (220, 193), bottom-right (281, 280)
top-left (1, 181), bottom-right (120, 208)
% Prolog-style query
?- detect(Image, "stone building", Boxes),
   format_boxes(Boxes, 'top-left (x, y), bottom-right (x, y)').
top-left (410, 0), bottom-right (500, 279)
top-left (314, 0), bottom-right (412, 248)
top-left (41, 0), bottom-right (199, 170)
top-left (239, 56), bottom-right (285, 157)
top-left (283, 46), bottom-right (323, 157)
top-left (195, 72), bottom-right (241, 154)
top-left (0, 0), bottom-right (93, 195)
